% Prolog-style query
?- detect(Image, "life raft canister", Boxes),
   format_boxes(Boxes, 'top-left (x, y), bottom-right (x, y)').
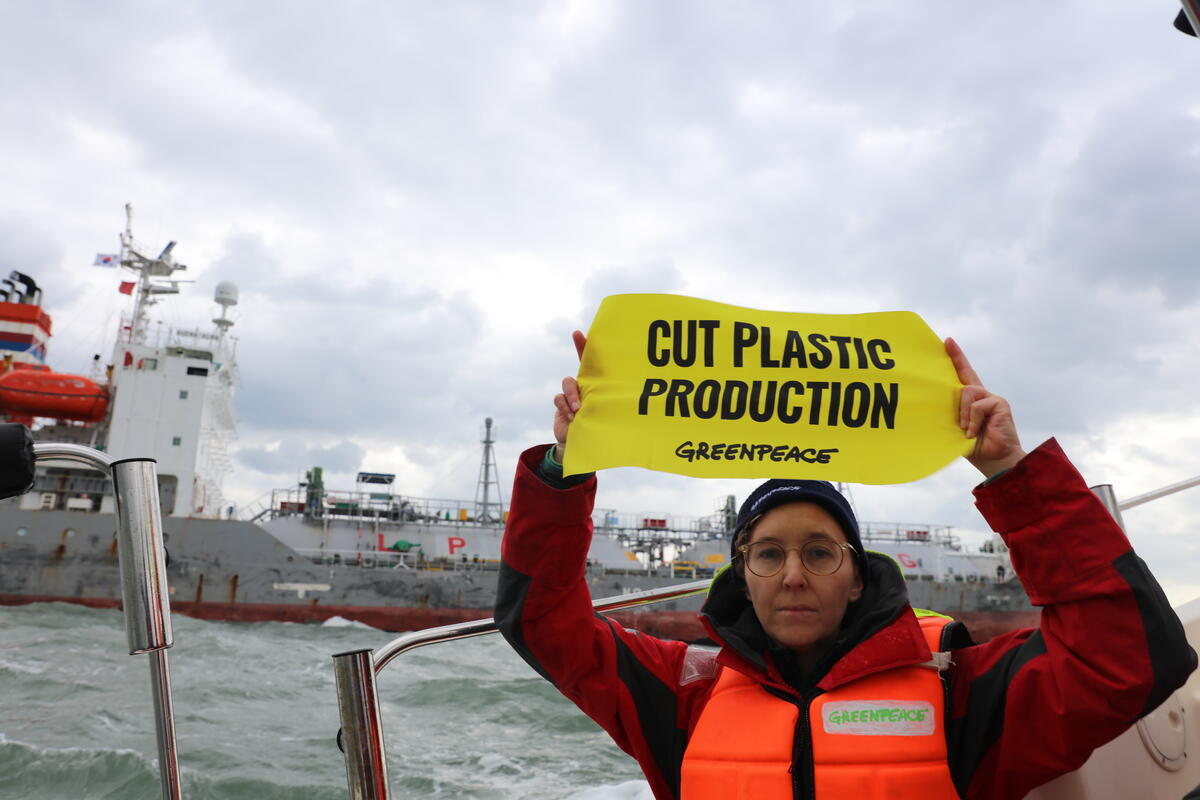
top-left (680, 614), bottom-right (957, 799)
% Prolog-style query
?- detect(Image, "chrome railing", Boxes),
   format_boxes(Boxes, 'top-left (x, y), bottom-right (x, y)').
top-left (31, 442), bottom-right (181, 800)
top-left (332, 579), bottom-right (711, 799)
top-left (1115, 475), bottom-right (1200, 512)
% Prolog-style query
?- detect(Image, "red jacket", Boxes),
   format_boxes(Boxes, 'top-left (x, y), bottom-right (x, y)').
top-left (495, 439), bottom-right (1196, 800)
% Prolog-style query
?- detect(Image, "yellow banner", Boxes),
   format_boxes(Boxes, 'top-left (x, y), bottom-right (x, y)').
top-left (563, 295), bottom-right (972, 484)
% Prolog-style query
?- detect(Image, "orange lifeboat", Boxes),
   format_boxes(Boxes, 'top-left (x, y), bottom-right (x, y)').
top-left (0, 368), bottom-right (110, 422)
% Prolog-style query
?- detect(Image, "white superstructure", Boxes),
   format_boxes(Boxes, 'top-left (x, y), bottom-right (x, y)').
top-left (106, 327), bottom-right (238, 517)
top-left (101, 205), bottom-right (239, 518)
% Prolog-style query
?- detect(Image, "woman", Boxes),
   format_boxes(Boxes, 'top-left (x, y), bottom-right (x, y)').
top-left (495, 335), bottom-right (1195, 800)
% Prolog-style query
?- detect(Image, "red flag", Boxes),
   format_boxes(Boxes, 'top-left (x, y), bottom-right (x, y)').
top-left (118, 281), bottom-right (135, 295)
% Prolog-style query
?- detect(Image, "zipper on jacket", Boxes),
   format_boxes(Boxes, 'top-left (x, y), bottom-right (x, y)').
top-left (766, 685), bottom-right (821, 800)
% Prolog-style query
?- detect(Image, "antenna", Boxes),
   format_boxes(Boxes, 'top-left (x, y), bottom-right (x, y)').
top-left (119, 204), bottom-right (187, 344)
top-left (474, 418), bottom-right (504, 524)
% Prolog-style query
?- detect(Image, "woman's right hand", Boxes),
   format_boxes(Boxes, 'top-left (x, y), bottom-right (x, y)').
top-left (552, 330), bottom-right (587, 462)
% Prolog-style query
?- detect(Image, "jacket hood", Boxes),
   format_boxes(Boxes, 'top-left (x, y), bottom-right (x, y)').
top-left (699, 550), bottom-right (918, 690)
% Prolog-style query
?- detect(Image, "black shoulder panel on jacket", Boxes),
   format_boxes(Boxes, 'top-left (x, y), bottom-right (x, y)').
top-left (495, 562), bottom-right (554, 683)
top-left (606, 616), bottom-right (687, 800)
top-left (947, 630), bottom-right (1047, 797)
top-left (1111, 551), bottom-right (1198, 718)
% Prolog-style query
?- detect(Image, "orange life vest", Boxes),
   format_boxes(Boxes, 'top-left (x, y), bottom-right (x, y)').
top-left (680, 614), bottom-right (959, 800)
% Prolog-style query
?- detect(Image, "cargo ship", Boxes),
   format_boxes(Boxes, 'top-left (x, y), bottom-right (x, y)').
top-left (0, 208), bottom-right (1035, 642)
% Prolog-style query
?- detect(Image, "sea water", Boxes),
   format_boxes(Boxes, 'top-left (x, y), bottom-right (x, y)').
top-left (0, 603), bottom-right (652, 800)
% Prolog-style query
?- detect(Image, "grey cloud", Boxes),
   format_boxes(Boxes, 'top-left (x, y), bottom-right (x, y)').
top-left (1043, 98), bottom-right (1200, 303)
top-left (223, 227), bottom-right (488, 444)
top-left (235, 438), bottom-right (363, 475)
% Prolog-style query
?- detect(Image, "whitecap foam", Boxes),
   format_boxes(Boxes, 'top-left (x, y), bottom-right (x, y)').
top-left (320, 615), bottom-right (375, 629)
top-left (0, 657), bottom-right (45, 676)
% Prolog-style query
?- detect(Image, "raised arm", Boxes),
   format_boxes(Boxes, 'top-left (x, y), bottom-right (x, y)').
top-left (496, 330), bottom-right (697, 800)
top-left (938, 340), bottom-right (1196, 799)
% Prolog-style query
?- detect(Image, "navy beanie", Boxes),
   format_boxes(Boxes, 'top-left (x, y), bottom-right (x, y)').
top-left (732, 479), bottom-right (867, 583)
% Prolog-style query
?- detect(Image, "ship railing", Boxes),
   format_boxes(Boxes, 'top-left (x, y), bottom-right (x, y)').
top-left (293, 547), bottom-right (504, 572)
top-left (859, 521), bottom-right (960, 549)
top-left (288, 547), bottom-right (714, 578)
top-left (584, 561), bottom-right (720, 579)
top-left (592, 507), bottom-right (725, 535)
top-left (331, 578), bottom-right (712, 800)
top-left (260, 485), bottom-right (515, 527)
top-left (256, 487), bottom-right (730, 538)
top-left (4, 436), bottom-right (182, 800)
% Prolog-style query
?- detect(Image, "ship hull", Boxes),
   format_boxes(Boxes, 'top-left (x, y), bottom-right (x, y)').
top-left (0, 505), bottom-right (1036, 642)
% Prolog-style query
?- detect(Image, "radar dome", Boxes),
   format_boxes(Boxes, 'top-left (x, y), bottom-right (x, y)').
top-left (214, 281), bottom-right (239, 307)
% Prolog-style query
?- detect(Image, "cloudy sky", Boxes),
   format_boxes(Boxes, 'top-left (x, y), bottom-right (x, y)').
top-left (3, 2), bottom-right (1199, 600)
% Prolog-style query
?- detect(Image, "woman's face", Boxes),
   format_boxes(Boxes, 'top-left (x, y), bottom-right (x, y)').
top-left (743, 502), bottom-right (863, 660)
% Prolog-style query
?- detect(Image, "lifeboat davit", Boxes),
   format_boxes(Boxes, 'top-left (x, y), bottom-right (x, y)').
top-left (0, 368), bottom-right (110, 422)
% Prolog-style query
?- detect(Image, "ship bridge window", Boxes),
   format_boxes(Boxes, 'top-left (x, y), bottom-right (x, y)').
top-left (172, 437), bottom-right (182, 446)
top-left (139, 358), bottom-right (158, 370)
top-left (186, 366), bottom-right (209, 376)
top-left (179, 390), bottom-right (188, 399)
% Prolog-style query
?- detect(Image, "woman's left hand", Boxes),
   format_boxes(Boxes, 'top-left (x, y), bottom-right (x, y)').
top-left (946, 337), bottom-right (1027, 479)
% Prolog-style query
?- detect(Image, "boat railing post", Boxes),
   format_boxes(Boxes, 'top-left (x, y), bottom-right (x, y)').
top-left (333, 648), bottom-right (391, 800)
top-left (31, 443), bottom-right (182, 800)
top-left (111, 457), bottom-right (181, 800)
top-left (110, 458), bottom-right (173, 654)
top-left (1090, 484), bottom-right (1127, 532)
top-left (332, 580), bottom-right (712, 798)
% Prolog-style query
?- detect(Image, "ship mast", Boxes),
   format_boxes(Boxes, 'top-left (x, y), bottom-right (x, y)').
top-left (474, 417), bottom-right (504, 523)
top-left (119, 203), bottom-right (185, 345)
top-left (836, 481), bottom-right (859, 518)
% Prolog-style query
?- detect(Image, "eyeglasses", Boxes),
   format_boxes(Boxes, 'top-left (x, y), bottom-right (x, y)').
top-left (736, 539), bottom-right (856, 578)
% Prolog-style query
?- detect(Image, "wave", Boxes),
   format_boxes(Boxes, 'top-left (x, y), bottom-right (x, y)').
top-left (3, 605), bottom-right (650, 799)
top-left (0, 737), bottom-right (346, 800)
top-left (0, 737), bottom-right (158, 800)
top-left (0, 657), bottom-right (45, 676)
